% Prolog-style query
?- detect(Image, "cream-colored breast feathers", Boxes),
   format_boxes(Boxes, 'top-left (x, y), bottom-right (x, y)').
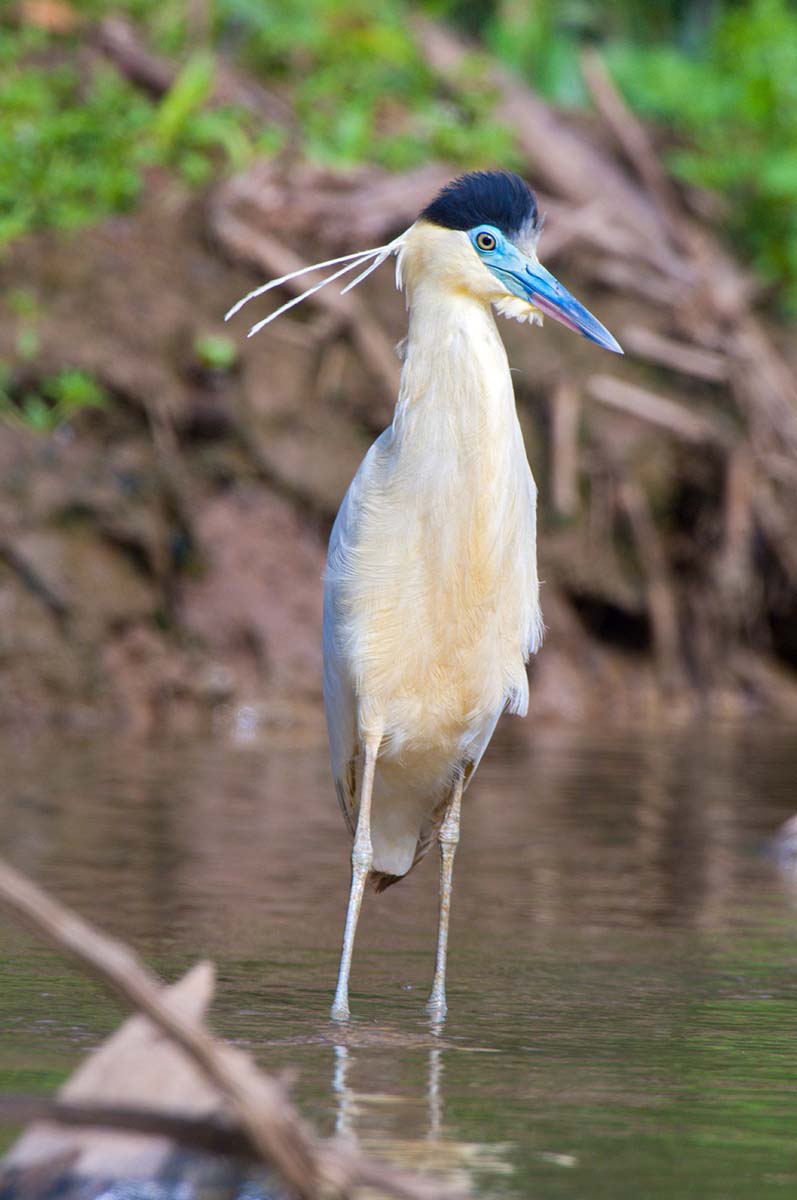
top-left (323, 222), bottom-right (542, 877)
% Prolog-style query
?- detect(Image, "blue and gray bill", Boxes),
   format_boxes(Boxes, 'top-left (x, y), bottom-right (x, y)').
top-left (496, 257), bottom-right (623, 354)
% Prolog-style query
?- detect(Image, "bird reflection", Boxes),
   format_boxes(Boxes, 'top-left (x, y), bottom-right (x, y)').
top-left (773, 815), bottom-right (797, 900)
top-left (332, 1037), bottom-right (443, 1143)
top-left (332, 1043), bottom-right (356, 1139)
top-left (427, 1045), bottom-right (443, 1142)
top-left (328, 1032), bottom-right (448, 1152)
top-left (329, 1031), bottom-right (512, 1188)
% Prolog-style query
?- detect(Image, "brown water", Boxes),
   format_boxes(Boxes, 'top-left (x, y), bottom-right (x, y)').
top-left (2, 724), bottom-right (797, 1197)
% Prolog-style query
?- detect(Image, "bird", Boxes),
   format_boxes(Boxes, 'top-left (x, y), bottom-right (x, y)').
top-left (226, 170), bottom-right (622, 1022)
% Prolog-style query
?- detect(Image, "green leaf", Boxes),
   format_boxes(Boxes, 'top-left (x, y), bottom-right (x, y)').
top-left (152, 51), bottom-right (216, 150)
top-left (21, 394), bottom-right (53, 432)
top-left (42, 370), bottom-right (109, 413)
top-left (16, 328), bottom-right (41, 363)
top-left (194, 333), bottom-right (238, 371)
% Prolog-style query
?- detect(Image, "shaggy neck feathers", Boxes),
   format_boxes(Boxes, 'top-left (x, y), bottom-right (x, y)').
top-left (393, 223), bottom-right (516, 447)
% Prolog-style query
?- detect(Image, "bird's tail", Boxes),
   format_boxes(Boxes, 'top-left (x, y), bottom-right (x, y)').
top-left (371, 870), bottom-right (404, 894)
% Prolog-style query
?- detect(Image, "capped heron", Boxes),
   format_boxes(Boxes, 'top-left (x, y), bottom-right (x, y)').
top-left (226, 170), bottom-right (621, 1022)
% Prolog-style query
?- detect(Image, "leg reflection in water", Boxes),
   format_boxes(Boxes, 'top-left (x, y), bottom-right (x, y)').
top-left (331, 1037), bottom-right (445, 1143)
top-left (332, 1042), bottom-right (357, 1139)
top-left (330, 1032), bottom-right (512, 1187)
top-left (427, 1044), bottom-right (442, 1142)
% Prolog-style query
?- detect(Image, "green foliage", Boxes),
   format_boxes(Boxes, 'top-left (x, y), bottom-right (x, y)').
top-left (0, 0), bottom-right (518, 248)
top-left (0, 50), bottom-right (150, 244)
top-left (3, 0), bottom-right (794, 310)
top-left (486, 0), bottom-right (593, 106)
top-left (16, 327), bottom-right (41, 363)
top-left (6, 289), bottom-right (40, 318)
top-left (89, 0), bottom-right (512, 166)
top-left (193, 333), bottom-right (238, 372)
top-left (0, 366), bottom-right (109, 433)
top-left (153, 51), bottom-right (217, 149)
top-left (607, 0), bottom-right (797, 309)
top-left (480, 0), bottom-right (797, 314)
top-left (212, 0), bottom-right (517, 169)
top-left (0, 25), bottom-right (275, 245)
top-left (151, 50), bottom-right (268, 183)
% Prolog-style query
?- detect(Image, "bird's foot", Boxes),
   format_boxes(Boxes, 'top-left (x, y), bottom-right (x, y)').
top-left (426, 990), bottom-right (447, 1025)
top-left (331, 997), bottom-right (351, 1022)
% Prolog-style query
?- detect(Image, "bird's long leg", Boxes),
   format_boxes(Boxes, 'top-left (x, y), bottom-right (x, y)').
top-left (427, 772), bottom-right (463, 1022)
top-left (331, 736), bottom-right (380, 1021)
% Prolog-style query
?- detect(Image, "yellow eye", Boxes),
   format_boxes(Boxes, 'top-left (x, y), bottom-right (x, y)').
top-left (476, 231), bottom-right (496, 252)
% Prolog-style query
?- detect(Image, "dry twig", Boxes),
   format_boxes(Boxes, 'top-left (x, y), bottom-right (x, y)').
top-left (579, 50), bottom-right (682, 232)
top-left (615, 477), bottom-right (683, 690)
top-left (619, 327), bottom-right (727, 383)
top-left (96, 17), bottom-right (293, 126)
top-left (549, 381), bottom-right (581, 518)
top-left (586, 375), bottom-right (732, 446)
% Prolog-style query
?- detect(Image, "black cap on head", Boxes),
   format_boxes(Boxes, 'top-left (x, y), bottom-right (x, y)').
top-left (420, 170), bottom-right (538, 240)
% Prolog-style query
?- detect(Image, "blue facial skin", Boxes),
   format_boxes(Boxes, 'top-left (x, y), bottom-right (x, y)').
top-left (468, 224), bottom-right (623, 355)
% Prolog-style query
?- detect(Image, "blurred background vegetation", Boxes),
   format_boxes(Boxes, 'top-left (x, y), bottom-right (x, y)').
top-left (2, 0), bottom-right (796, 312)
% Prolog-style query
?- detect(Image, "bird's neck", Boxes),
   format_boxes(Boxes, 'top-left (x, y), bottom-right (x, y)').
top-left (393, 285), bottom-right (517, 449)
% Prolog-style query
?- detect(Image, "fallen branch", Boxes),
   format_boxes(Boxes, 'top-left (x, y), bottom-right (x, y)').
top-left (0, 1096), bottom-right (253, 1161)
top-left (0, 539), bottom-right (70, 623)
top-left (223, 160), bottom-right (453, 250)
top-left (94, 16), bottom-right (174, 94)
top-left (96, 17), bottom-right (293, 126)
top-left (615, 476), bottom-right (683, 690)
top-left (589, 258), bottom-right (684, 309)
top-left (715, 446), bottom-right (757, 616)
top-left (0, 1095), bottom-right (456, 1200)
top-left (579, 50), bottom-right (682, 233)
top-left (619, 326), bottom-right (728, 383)
top-left (549, 380), bottom-right (581, 518)
top-left (586, 375), bottom-right (733, 446)
top-left (576, 40), bottom-right (797, 465)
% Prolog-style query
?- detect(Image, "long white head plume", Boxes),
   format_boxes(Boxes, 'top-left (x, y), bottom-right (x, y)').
top-left (225, 233), bottom-right (407, 337)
